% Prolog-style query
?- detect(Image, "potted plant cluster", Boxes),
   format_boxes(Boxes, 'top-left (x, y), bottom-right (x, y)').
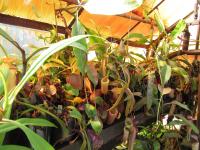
top-left (0, 4), bottom-right (199, 150)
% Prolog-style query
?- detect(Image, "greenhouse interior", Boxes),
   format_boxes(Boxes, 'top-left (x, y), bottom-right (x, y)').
top-left (0, 0), bottom-right (200, 150)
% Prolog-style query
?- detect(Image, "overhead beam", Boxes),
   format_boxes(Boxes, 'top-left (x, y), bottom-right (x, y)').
top-left (0, 14), bottom-right (66, 34)
top-left (168, 49), bottom-right (200, 59)
top-left (121, 0), bottom-right (166, 39)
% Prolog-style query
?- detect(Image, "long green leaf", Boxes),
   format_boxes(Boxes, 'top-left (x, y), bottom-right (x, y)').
top-left (170, 20), bottom-right (186, 39)
top-left (68, 106), bottom-right (82, 122)
top-left (154, 13), bottom-right (165, 33)
top-left (17, 118), bottom-right (56, 127)
top-left (2, 35), bottom-right (90, 119)
top-left (15, 100), bottom-right (68, 137)
top-left (0, 69), bottom-right (8, 110)
top-left (124, 33), bottom-right (148, 44)
top-left (0, 64), bottom-right (9, 96)
top-left (4, 119), bottom-right (54, 150)
top-left (157, 60), bottom-right (171, 86)
top-left (146, 74), bottom-right (155, 110)
top-left (0, 145), bottom-right (31, 150)
top-left (72, 18), bottom-right (87, 75)
top-left (170, 101), bottom-right (190, 111)
top-left (0, 27), bottom-right (14, 42)
top-left (0, 118), bottom-right (56, 134)
top-left (172, 67), bottom-right (189, 83)
top-left (175, 114), bottom-right (199, 134)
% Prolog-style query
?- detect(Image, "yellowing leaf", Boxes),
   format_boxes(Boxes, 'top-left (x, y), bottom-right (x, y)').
top-left (67, 97), bottom-right (85, 104)
top-left (158, 85), bottom-right (172, 95)
top-left (84, 77), bottom-right (93, 93)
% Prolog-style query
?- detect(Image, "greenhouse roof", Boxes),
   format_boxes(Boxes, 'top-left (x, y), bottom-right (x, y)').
top-left (0, 0), bottom-right (197, 43)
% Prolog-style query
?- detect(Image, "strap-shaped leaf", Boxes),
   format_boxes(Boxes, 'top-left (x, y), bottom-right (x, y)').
top-left (0, 145), bottom-right (31, 150)
top-left (0, 119), bottom-right (55, 150)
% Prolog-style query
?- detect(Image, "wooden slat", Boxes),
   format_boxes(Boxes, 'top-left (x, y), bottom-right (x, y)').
top-left (0, 14), bottom-right (66, 33)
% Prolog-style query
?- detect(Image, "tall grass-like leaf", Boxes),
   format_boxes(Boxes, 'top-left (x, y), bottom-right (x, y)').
top-left (3, 119), bottom-right (54, 150)
top-left (0, 27), bottom-right (17, 45)
top-left (169, 101), bottom-right (190, 111)
top-left (1, 35), bottom-right (90, 119)
top-left (146, 74), bottom-right (155, 110)
top-left (72, 19), bottom-right (87, 75)
top-left (0, 68), bottom-right (9, 110)
top-left (175, 114), bottom-right (199, 134)
top-left (0, 118), bottom-right (56, 134)
top-left (0, 119), bottom-right (55, 150)
top-left (17, 118), bottom-right (56, 127)
top-left (15, 100), bottom-right (68, 137)
top-left (157, 60), bottom-right (171, 86)
top-left (170, 20), bottom-right (186, 39)
top-left (0, 145), bottom-right (31, 150)
top-left (0, 64), bottom-right (9, 96)
top-left (0, 35), bottom-right (91, 144)
top-left (154, 13), bottom-right (165, 33)
top-left (0, 44), bottom-right (8, 57)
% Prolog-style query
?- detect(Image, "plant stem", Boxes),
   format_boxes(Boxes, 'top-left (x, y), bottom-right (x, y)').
top-left (0, 71), bottom-right (8, 110)
top-left (156, 94), bottom-right (163, 124)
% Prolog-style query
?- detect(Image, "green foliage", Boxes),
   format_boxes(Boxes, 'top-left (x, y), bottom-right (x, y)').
top-left (85, 103), bottom-right (97, 119)
top-left (64, 83), bottom-right (79, 96)
top-left (157, 60), bottom-right (171, 86)
top-left (72, 18), bottom-right (88, 75)
top-left (175, 114), bottom-right (199, 134)
top-left (168, 101), bottom-right (190, 112)
top-left (0, 118), bottom-right (55, 150)
top-left (1, 34), bottom-right (90, 119)
top-left (154, 13), bottom-right (165, 33)
top-left (89, 119), bottom-right (103, 134)
top-left (68, 106), bottom-right (82, 122)
top-left (0, 64), bottom-right (10, 96)
top-left (124, 33), bottom-right (148, 44)
top-left (170, 20), bottom-right (186, 39)
top-left (0, 145), bottom-right (31, 150)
